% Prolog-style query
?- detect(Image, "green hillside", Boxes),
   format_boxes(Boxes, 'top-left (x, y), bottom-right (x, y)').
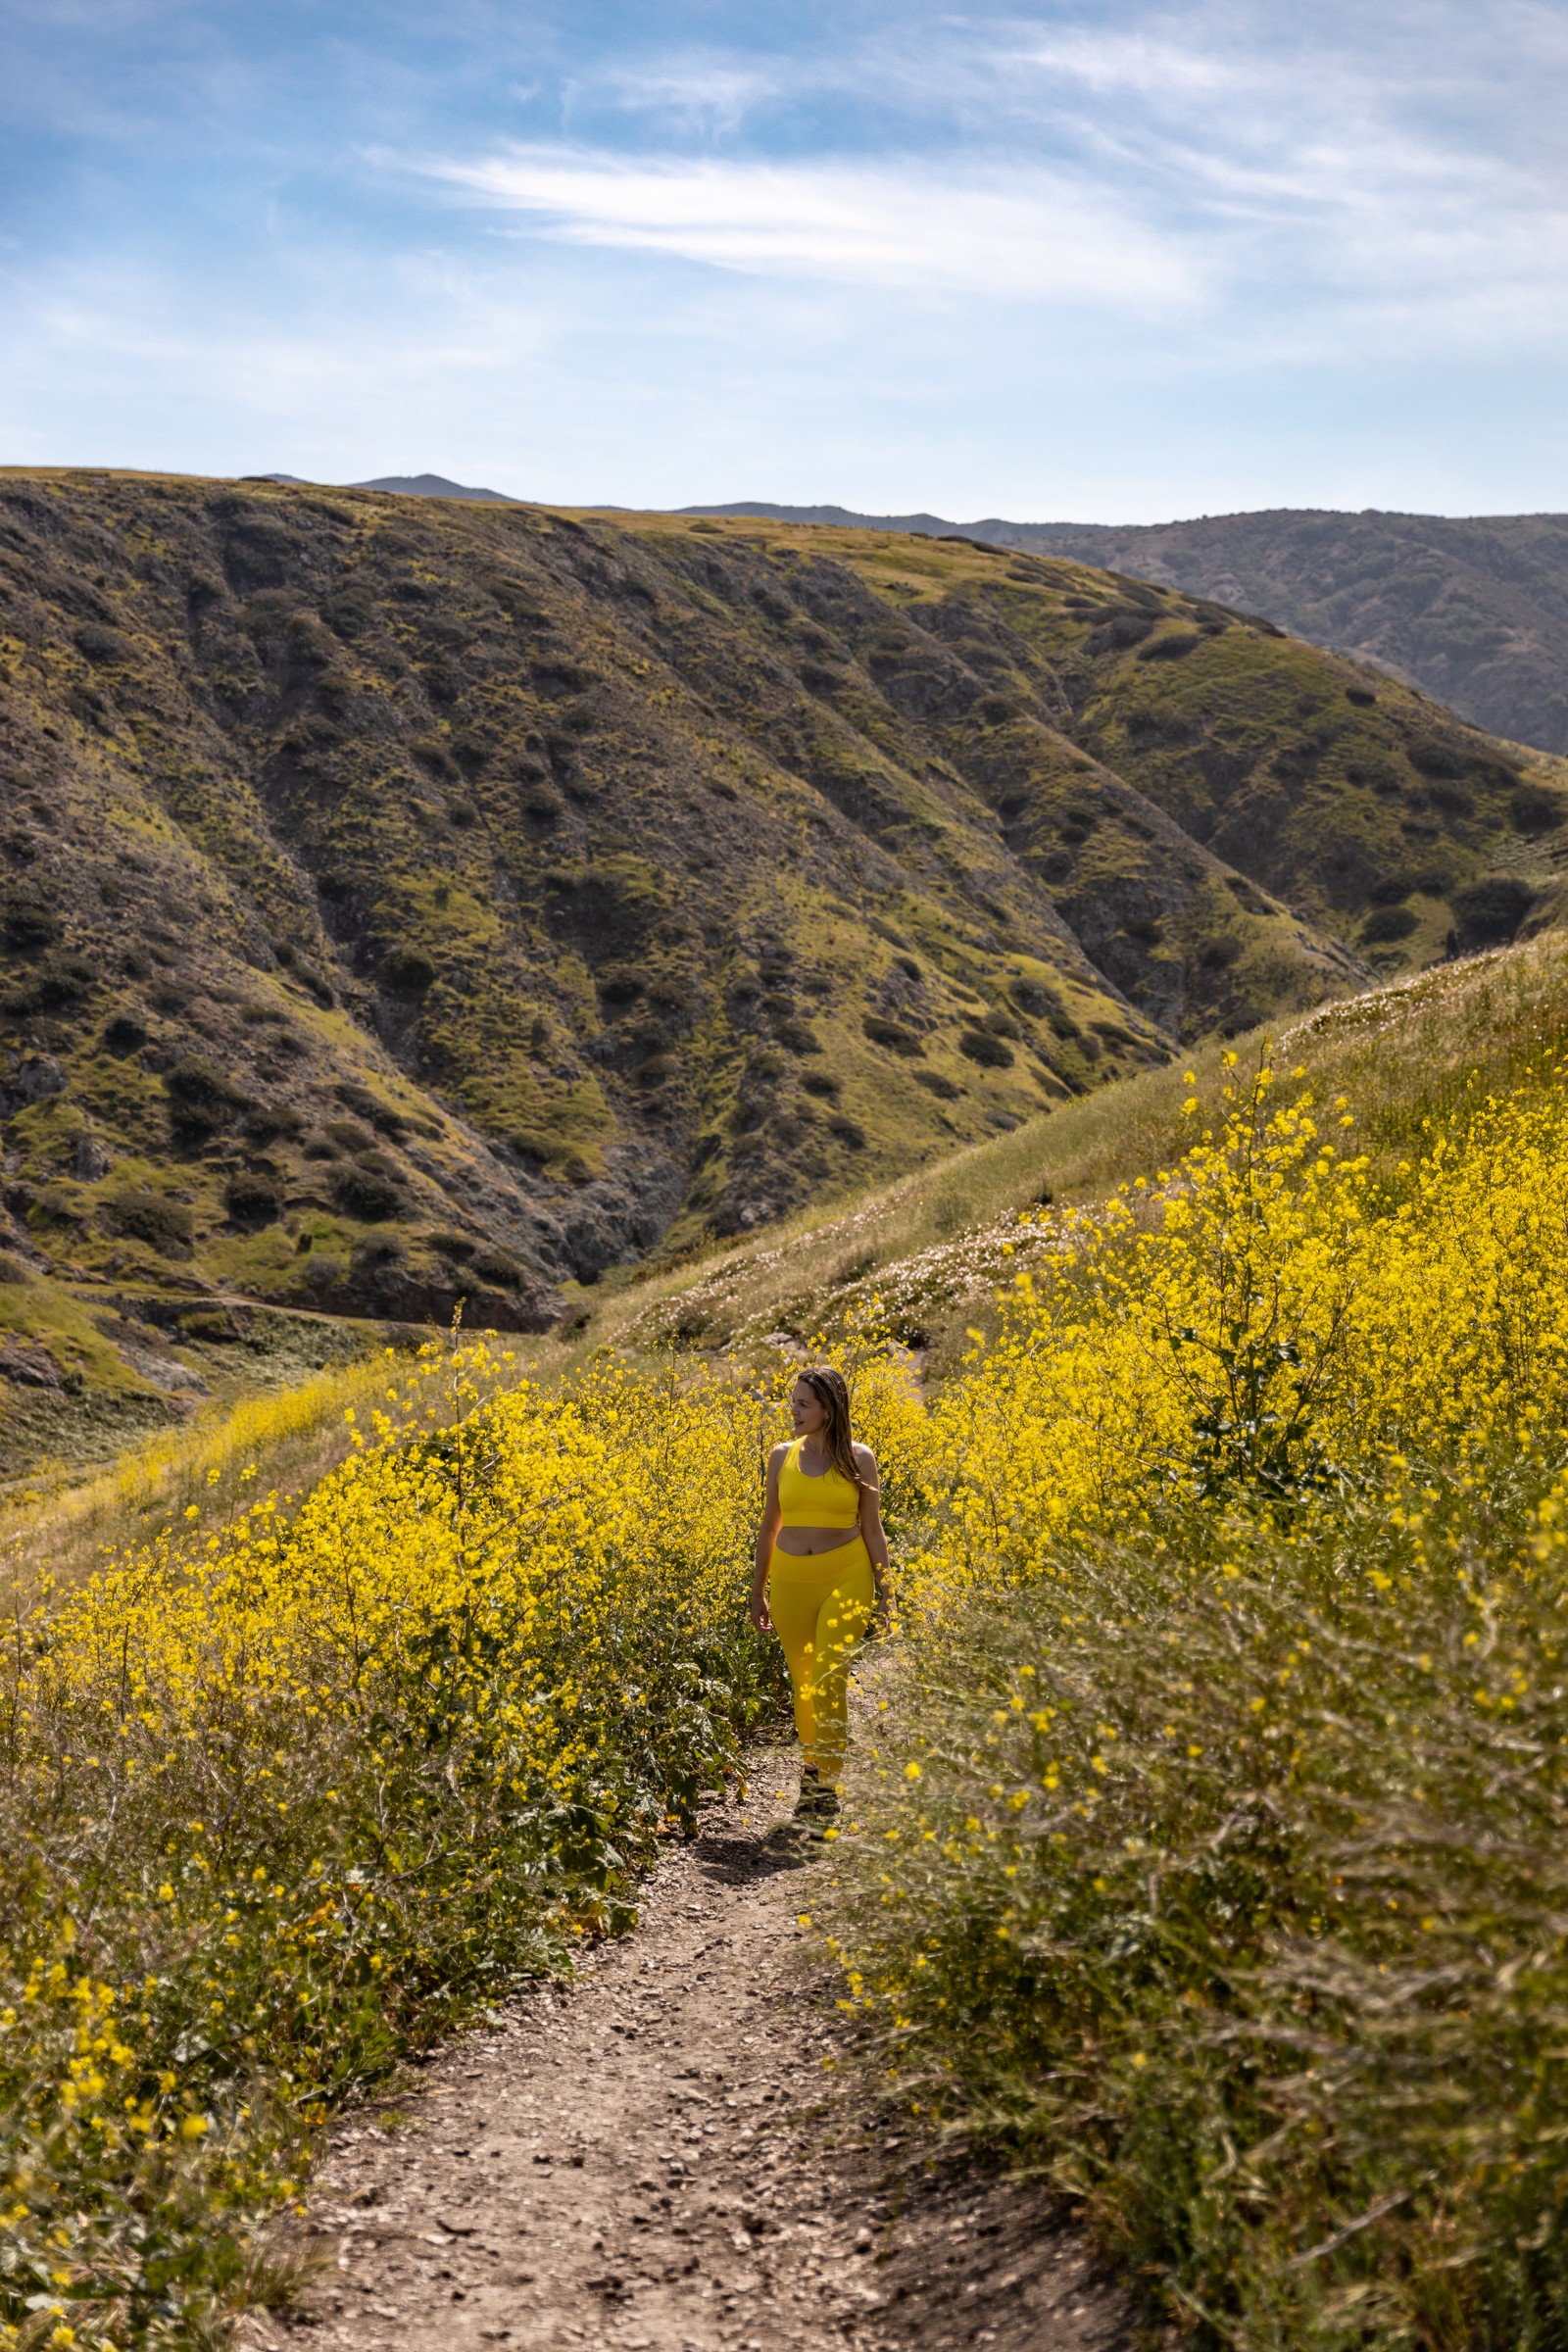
top-left (797, 523), bottom-right (1568, 983)
top-left (1008, 507), bottom-right (1568, 757)
top-left (2, 469), bottom-right (1564, 1471)
top-left (694, 500), bottom-right (1568, 756)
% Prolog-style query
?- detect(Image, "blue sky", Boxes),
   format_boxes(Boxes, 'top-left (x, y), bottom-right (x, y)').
top-left (3, 1), bottom-right (1566, 519)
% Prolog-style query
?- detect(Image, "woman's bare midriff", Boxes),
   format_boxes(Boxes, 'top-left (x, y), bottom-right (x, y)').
top-left (774, 1527), bottom-right (860, 1557)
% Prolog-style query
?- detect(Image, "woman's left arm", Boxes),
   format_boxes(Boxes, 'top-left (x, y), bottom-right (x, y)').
top-left (857, 1446), bottom-right (895, 1633)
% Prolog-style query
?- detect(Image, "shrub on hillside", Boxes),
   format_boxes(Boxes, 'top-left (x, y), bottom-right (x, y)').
top-left (468, 1246), bottom-right (525, 1289)
top-left (242, 1103), bottom-right (303, 1145)
top-left (1510, 783), bottom-right (1562, 835)
top-left (1361, 901), bottom-right (1419, 943)
top-left (381, 945), bottom-right (436, 993)
top-left (335, 1081), bottom-right (408, 1137)
top-left (1450, 875), bottom-right (1537, 951)
top-left (225, 1170), bottom-right (284, 1226)
top-left (1086, 611), bottom-right (1155, 654)
top-left (73, 621), bottom-right (134, 664)
top-left (102, 1189), bottom-right (194, 1256)
top-left (958, 1026), bottom-right (1012, 1068)
top-left (165, 1057), bottom-right (249, 1143)
top-left (331, 1163), bottom-right (403, 1222)
top-left (102, 1011), bottom-right (149, 1055)
top-left (324, 1118), bottom-right (374, 1153)
top-left (2, 897), bottom-right (60, 953)
top-left (775, 1017), bottom-right (822, 1054)
top-left (863, 1014), bottom-right (924, 1057)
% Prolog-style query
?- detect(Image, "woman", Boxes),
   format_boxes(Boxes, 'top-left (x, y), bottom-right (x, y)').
top-left (751, 1366), bottom-right (894, 1824)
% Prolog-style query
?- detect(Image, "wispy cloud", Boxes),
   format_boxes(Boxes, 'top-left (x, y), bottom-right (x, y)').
top-left (403, 0), bottom-right (1568, 350)
top-left (424, 145), bottom-right (1198, 306)
top-left (1008, 24), bottom-right (1258, 103)
top-left (589, 61), bottom-right (782, 139)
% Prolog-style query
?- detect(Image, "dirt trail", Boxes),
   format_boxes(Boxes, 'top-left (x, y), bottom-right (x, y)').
top-left (246, 1748), bottom-right (1128, 2352)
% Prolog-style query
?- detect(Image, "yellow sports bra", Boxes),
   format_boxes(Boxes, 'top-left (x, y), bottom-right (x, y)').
top-left (778, 1438), bottom-right (860, 1529)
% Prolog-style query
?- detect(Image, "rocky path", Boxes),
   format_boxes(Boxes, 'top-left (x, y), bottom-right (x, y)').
top-left (246, 1747), bottom-right (1129, 2352)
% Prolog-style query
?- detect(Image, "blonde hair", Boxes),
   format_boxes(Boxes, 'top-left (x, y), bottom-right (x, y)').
top-left (797, 1364), bottom-right (861, 1490)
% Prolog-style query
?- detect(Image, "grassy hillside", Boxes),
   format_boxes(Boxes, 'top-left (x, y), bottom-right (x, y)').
top-left (3, 470), bottom-right (1564, 1475)
top-left (693, 500), bottom-right (1568, 757)
top-left (568, 930), bottom-right (1568, 1378)
top-left (1013, 507), bottom-right (1568, 757)
top-left (664, 514), bottom-right (1568, 988)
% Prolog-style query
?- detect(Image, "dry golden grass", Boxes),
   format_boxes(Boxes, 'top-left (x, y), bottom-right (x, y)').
top-left (0, 1348), bottom-right (435, 1595)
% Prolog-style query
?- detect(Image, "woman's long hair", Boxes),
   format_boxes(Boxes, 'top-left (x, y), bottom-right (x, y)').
top-left (799, 1365), bottom-right (861, 1492)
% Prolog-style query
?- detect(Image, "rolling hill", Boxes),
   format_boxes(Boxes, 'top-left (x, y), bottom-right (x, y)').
top-left (260, 472), bottom-right (517, 503)
top-left (2, 469), bottom-right (1565, 1468)
top-left (687, 502), bottom-right (1568, 755)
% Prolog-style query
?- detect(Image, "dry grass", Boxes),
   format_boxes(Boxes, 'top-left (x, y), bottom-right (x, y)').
top-left (0, 1342), bottom-right (450, 1595)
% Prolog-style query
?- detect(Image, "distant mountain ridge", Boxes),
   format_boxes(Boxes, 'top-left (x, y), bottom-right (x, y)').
top-left (354, 472), bottom-right (517, 503)
top-left (681, 502), bottom-right (1568, 754)
top-left (254, 471), bottom-right (516, 503)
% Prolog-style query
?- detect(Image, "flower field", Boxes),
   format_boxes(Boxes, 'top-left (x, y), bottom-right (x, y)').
top-left (825, 1040), bottom-right (1568, 2347)
top-left (7, 941), bottom-right (1568, 2350)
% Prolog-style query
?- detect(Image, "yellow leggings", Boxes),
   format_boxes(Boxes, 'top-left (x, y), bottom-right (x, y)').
top-left (768, 1538), bottom-right (874, 1788)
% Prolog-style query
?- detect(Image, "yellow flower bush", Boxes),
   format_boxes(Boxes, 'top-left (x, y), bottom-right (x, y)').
top-left (829, 1046), bottom-right (1568, 2349)
top-left (909, 1052), bottom-right (1568, 1594)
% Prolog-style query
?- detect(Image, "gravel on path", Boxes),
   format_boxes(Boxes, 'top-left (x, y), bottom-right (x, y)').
top-left (242, 1747), bottom-right (1129, 2352)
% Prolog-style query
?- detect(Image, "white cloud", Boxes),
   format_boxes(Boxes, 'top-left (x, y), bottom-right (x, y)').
top-left (422, 144), bottom-right (1199, 307)
top-left (8, 0), bottom-right (1568, 516)
top-left (1010, 24), bottom-right (1259, 102)
top-left (407, 0), bottom-right (1568, 350)
top-left (955, 7), bottom-right (1568, 349)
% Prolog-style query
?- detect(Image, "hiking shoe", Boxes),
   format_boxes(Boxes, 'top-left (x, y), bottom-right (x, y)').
top-left (801, 1785), bottom-right (841, 1836)
top-left (792, 1769), bottom-right (821, 1819)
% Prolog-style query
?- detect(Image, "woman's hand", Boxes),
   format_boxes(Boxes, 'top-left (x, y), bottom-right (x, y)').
top-left (874, 1591), bottom-right (895, 1639)
top-left (753, 1446), bottom-right (783, 1636)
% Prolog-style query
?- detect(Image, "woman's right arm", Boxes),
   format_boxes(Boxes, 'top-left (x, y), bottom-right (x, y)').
top-left (752, 1446), bottom-right (785, 1632)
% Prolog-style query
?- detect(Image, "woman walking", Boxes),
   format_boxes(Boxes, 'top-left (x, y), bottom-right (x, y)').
top-left (752, 1367), bottom-right (894, 1825)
